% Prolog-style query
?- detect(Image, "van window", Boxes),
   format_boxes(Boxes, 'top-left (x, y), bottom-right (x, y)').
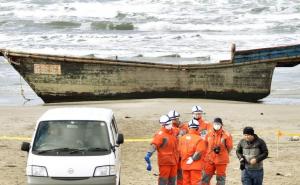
top-left (112, 117), bottom-right (118, 133)
top-left (32, 120), bottom-right (111, 156)
top-left (110, 118), bottom-right (118, 143)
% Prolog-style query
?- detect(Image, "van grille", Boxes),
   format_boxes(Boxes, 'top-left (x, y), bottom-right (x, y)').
top-left (51, 177), bottom-right (90, 181)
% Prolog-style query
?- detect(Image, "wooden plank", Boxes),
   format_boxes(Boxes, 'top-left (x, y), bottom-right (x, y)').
top-left (233, 44), bottom-right (300, 63)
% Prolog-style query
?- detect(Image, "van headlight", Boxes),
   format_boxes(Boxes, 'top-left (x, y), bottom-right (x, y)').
top-left (94, 166), bottom-right (116, 176)
top-left (26, 165), bottom-right (48, 177)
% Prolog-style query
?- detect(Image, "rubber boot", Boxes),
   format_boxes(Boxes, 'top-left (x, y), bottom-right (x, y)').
top-left (216, 175), bottom-right (226, 185)
top-left (177, 168), bottom-right (183, 185)
top-left (201, 171), bottom-right (212, 185)
top-left (159, 177), bottom-right (168, 185)
top-left (168, 176), bottom-right (176, 185)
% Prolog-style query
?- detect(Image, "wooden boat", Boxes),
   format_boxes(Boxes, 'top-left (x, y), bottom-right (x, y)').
top-left (0, 44), bottom-right (299, 103)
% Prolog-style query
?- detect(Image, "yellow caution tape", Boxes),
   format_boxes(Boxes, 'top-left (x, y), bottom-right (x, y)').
top-left (0, 136), bottom-right (31, 141)
top-left (276, 130), bottom-right (300, 137)
top-left (2, 131), bottom-right (298, 142)
top-left (125, 138), bottom-right (152, 142)
top-left (0, 135), bottom-right (152, 142)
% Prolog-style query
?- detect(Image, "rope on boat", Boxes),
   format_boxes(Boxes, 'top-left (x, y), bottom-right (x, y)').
top-left (3, 49), bottom-right (33, 102)
top-left (3, 50), bottom-right (9, 64)
top-left (19, 73), bottom-right (32, 102)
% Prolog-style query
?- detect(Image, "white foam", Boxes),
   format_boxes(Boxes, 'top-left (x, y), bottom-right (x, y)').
top-left (262, 97), bottom-right (300, 105)
top-left (1, 0), bottom-right (300, 105)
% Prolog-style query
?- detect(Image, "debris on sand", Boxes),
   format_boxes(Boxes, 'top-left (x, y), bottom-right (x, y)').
top-left (288, 136), bottom-right (300, 141)
top-left (276, 172), bottom-right (292, 177)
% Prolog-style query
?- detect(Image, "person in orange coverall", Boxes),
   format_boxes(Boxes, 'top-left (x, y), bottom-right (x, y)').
top-left (191, 105), bottom-right (212, 139)
top-left (168, 110), bottom-right (184, 136)
top-left (201, 117), bottom-right (233, 185)
top-left (144, 115), bottom-right (179, 185)
top-left (168, 110), bottom-right (183, 185)
top-left (180, 105), bottom-right (212, 137)
top-left (178, 119), bottom-right (207, 185)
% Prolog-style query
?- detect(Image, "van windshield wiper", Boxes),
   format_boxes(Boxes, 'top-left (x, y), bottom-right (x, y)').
top-left (69, 148), bottom-right (109, 154)
top-left (37, 147), bottom-right (109, 154)
top-left (69, 149), bottom-right (87, 154)
top-left (37, 148), bottom-right (78, 154)
top-left (87, 147), bottom-right (109, 152)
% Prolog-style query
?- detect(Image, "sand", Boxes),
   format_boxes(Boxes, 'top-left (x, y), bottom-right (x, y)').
top-left (0, 98), bottom-right (299, 185)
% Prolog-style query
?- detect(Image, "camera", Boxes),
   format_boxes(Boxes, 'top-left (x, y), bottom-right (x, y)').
top-left (213, 146), bottom-right (221, 154)
top-left (240, 156), bottom-right (246, 170)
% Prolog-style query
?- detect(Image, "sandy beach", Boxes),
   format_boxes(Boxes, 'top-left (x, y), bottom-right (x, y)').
top-left (0, 98), bottom-right (300, 185)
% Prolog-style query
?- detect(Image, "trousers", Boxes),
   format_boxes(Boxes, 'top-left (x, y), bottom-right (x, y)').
top-left (201, 162), bottom-right (227, 185)
top-left (159, 165), bottom-right (178, 185)
top-left (182, 170), bottom-right (202, 185)
top-left (241, 169), bottom-right (264, 185)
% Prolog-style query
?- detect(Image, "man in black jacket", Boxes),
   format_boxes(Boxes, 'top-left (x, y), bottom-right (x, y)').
top-left (236, 127), bottom-right (268, 185)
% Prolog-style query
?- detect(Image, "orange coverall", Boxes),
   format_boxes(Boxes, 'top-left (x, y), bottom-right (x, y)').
top-left (172, 120), bottom-right (184, 185)
top-left (151, 127), bottom-right (179, 185)
top-left (178, 122), bottom-right (189, 136)
top-left (178, 129), bottom-right (207, 185)
top-left (181, 117), bottom-right (212, 138)
top-left (202, 128), bottom-right (233, 185)
top-left (195, 117), bottom-right (213, 138)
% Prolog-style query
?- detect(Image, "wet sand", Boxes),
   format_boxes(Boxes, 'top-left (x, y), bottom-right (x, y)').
top-left (0, 98), bottom-right (299, 185)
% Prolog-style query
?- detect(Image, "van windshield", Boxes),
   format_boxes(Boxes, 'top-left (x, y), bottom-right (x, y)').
top-left (32, 120), bottom-right (111, 156)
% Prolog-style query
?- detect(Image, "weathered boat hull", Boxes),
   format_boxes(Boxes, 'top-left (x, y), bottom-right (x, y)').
top-left (1, 43), bottom-right (300, 103)
top-left (41, 91), bottom-right (271, 103)
top-left (0, 50), bottom-right (279, 103)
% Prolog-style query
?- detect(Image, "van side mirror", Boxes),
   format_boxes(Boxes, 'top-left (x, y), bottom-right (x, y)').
top-left (116, 133), bottom-right (124, 145)
top-left (21, 142), bottom-right (30, 152)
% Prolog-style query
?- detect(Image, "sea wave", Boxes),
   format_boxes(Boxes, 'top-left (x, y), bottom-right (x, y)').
top-left (262, 97), bottom-right (300, 105)
top-left (0, 57), bottom-right (8, 63)
top-left (0, 21), bottom-right (7, 26)
top-left (44, 21), bottom-right (81, 29)
top-left (268, 22), bottom-right (300, 34)
top-left (0, 2), bottom-right (299, 65)
top-left (137, 21), bottom-right (271, 32)
top-left (91, 21), bottom-right (134, 30)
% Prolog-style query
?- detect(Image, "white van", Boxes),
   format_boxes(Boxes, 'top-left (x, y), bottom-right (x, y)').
top-left (21, 108), bottom-right (124, 185)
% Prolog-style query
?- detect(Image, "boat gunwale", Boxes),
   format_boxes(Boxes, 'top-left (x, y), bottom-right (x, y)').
top-left (234, 43), bottom-right (300, 55)
top-left (1, 48), bottom-right (299, 70)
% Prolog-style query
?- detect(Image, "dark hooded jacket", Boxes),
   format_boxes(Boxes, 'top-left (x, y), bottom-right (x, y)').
top-left (236, 134), bottom-right (268, 170)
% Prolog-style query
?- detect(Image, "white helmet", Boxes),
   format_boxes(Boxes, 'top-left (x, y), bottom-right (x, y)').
top-left (167, 110), bottom-right (180, 120)
top-left (159, 115), bottom-right (171, 125)
top-left (192, 105), bottom-right (204, 113)
top-left (188, 119), bottom-right (199, 129)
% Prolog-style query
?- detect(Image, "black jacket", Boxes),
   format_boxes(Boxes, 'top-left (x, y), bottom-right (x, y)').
top-left (236, 134), bottom-right (268, 170)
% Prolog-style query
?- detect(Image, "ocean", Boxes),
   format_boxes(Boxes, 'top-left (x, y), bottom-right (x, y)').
top-left (0, 0), bottom-right (299, 106)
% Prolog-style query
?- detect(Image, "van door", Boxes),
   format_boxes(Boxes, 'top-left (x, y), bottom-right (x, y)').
top-left (110, 117), bottom-right (121, 184)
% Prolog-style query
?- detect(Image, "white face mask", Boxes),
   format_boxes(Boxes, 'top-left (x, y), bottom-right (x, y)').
top-left (165, 124), bottom-right (172, 130)
top-left (213, 123), bottom-right (222, 131)
top-left (193, 113), bottom-right (202, 119)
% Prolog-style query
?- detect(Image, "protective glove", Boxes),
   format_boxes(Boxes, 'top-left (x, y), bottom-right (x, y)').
top-left (144, 152), bottom-right (152, 171)
top-left (186, 157), bottom-right (194, 165)
top-left (146, 161), bottom-right (152, 171)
